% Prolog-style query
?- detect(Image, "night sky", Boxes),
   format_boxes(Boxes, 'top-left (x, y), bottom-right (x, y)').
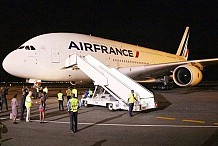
top-left (0, 1), bottom-right (217, 82)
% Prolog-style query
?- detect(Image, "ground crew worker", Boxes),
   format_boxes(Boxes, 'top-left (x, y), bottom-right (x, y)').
top-left (20, 86), bottom-right (28, 120)
top-left (0, 89), bottom-right (2, 112)
top-left (57, 90), bottom-right (64, 111)
top-left (25, 91), bottom-right (33, 122)
top-left (128, 90), bottom-right (137, 117)
top-left (66, 87), bottom-right (72, 101)
top-left (38, 92), bottom-right (45, 123)
top-left (43, 86), bottom-right (48, 96)
top-left (88, 88), bottom-right (93, 97)
top-left (0, 121), bottom-right (8, 146)
top-left (33, 84), bottom-right (38, 99)
top-left (0, 87), bottom-right (8, 111)
top-left (67, 94), bottom-right (79, 133)
top-left (83, 90), bottom-right (89, 98)
top-left (72, 87), bottom-right (78, 98)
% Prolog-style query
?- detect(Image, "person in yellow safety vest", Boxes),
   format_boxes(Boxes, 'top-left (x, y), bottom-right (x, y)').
top-left (66, 87), bottom-right (72, 101)
top-left (25, 91), bottom-right (33, 122)
top-left (128, 90), bottom-right (137, 117)
top-left (72, 87), bottom-right (78, 98)
top-left (57, 90), bottom-right (64, 111)
top-left (67, 94), bottom-right (79, 133)
top-left (88, 88), bottom-right (93, 98)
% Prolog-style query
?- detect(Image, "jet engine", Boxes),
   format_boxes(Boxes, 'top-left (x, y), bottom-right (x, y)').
top-left (173, 65), bottom-right (202, 87)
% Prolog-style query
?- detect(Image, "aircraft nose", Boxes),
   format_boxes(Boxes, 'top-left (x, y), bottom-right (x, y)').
top-left (2, 50), bottom-right (21, 76)
top-left (3, 52), bottom-right (14, 74)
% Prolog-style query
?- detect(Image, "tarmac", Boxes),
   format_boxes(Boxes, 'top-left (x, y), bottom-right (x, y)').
top-left (0, 82), bottom-right (218, 146)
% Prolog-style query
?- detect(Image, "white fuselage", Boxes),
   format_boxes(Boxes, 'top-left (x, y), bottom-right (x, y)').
top-left (3, 33), bottom-right (185, 82)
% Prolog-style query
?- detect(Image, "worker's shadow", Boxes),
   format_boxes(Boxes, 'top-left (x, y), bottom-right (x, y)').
top-left (2, 138), bottom-right (13, 143)
top-left (91, 139), bottom-right (107, 146)
top-left (78, 113), bottom-right (126, 132)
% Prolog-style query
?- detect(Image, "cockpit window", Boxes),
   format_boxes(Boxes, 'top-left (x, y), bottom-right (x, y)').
top-left (18, 46), bottom-right (25, 49)
top-left (30, 46), bottom-right (36, 50)
top-left (18, 45), bottom-right (36, 50)
top-left (25, 46), bottom-right (30, 50)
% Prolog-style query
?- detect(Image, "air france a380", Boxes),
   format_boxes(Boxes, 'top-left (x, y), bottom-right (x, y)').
top-left (2, 27), bottom-right (218, 87)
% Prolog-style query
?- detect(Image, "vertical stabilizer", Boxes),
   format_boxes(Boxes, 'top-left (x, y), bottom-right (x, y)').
top-left (176, 26), bottom-right (190, 60)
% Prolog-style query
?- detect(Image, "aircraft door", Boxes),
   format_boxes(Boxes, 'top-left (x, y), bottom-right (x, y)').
top-left (51, 48), bottom-right (60, 63)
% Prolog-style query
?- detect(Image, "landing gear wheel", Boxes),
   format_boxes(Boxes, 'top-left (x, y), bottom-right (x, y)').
top-left (108, 103), bottom-right (113, 111)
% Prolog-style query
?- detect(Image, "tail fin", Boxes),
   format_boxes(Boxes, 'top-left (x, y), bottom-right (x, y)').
top-left (176, 26), bottom-right (190, 60)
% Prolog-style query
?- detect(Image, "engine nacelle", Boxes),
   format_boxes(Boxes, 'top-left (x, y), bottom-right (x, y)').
top-left (173, 65), bottom-right (202, 87)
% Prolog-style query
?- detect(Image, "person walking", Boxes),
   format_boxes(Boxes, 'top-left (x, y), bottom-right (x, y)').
top-left (3, 87), bottom-right (9, 111)
top-left (0, 87), bottom-right (8, 111)
top-left (72, 87), bottom-right (78, 98)
top-left (11, 94), bottom-right (19, 124)
top-left (22, 86), bottom-right (29, 96)
top-left (128, 90), bottom-right (137, 117)
top-left (88, 88), bottom-right (93, 98)
top-left (38, 92), bottom-right (45, 123)
top-left (57, 90), bottom-right (64, 111)
top-left (25, 91), bottom-right (33, 122)
top-left (20, 88), bottom-right (28, 120)
top-left (66, 87), bottom-right (71, 101)
top-left (33, 85), bottom-right (38, 99)
top-left (67, 94), bottom-right (79, 133)
top-left (42, 91), bottom-right (47, 110)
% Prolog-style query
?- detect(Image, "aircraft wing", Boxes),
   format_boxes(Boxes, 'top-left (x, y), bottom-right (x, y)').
top-left (188, 58), bottom-right (218, 67)
top-left (118, 58), bottom-right (218, 80)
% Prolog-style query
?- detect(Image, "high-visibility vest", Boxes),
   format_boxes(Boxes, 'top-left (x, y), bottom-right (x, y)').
top-left (69, 98), bottom-right (79, 112)
top-left (72, 89), bottom-right (77, 97)
top-left (57, 93), bottom-right (63, 100)
top-left (88, 90), bottom-right (93, 97)
top-left (128, 93), bottom-right (135, 103)
top-left (25, 95), bottom-right (32, 107)
top-left (66, 89), bottom-right (71, 96)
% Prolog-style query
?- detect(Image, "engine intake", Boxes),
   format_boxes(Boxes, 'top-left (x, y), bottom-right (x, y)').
top-left (173, 65), bottom-right (202, 86)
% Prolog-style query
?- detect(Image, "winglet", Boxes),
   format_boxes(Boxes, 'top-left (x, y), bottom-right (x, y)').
top-left (176, 26), bottom-right (190, 60)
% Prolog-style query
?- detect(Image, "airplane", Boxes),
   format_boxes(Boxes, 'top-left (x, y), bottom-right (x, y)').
top-left (2, 27), bottom-right (218, 87)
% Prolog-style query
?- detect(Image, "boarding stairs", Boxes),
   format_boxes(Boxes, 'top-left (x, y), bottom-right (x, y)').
top-left (64, 54), bottom-right (156, 111)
